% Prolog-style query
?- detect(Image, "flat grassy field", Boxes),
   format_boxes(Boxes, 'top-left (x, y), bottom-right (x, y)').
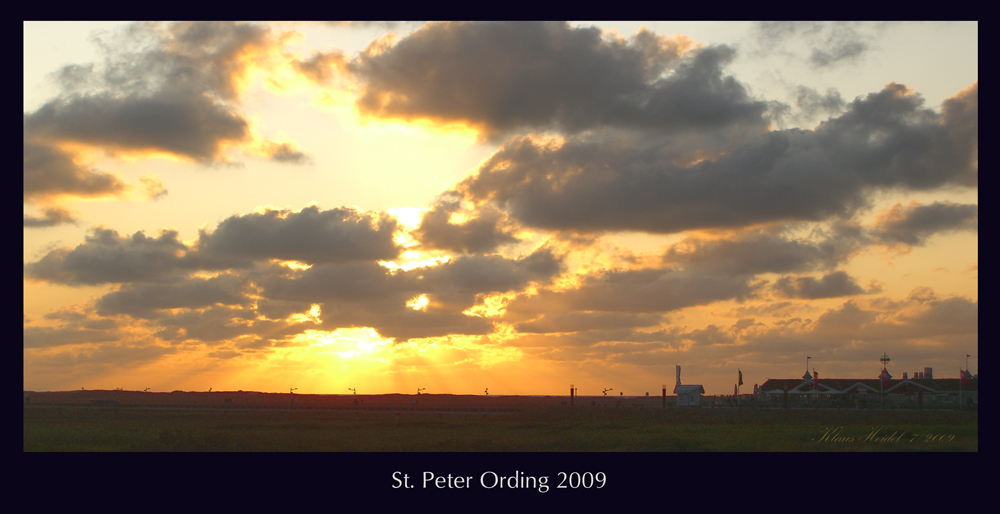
top-left (23, 406), bottom-right (977, 451)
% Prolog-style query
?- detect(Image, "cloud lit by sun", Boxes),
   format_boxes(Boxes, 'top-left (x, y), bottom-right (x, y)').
top-left (406, 294), bottom-right (429, 311)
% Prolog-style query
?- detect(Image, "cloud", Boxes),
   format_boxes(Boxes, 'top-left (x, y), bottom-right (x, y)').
top-left (24, 228), bottom-right (192, 285)
top-left (500, 286), bottom-right (976, 370)
top-left (23, 206), bottom-right (78, 228)
top-left (257, 141), bottom-right (312, 164)
top-left (661, 228), bottom-right (858, 275)
top-left (293, 50), bottom-right (349, 84)
top-left (258, 248), bottom-right (562, 308)
top-left (153, 305), bottom-right (302, 345)
top-left (786, 86), bottom-right (846, 126)
top-left (505, 266), bottom-right (757, 320)
top-left (138, 175), bottom-right (168, 200)
top-left (515, 312), bottom-right (666, 334)
top-left (23, 141), bottom-right (127, 201)
top-left (25, 205), bottom-right (405, 286)
top-left (412, 194), bottom-right (520, 253)
top-left (772, 270), bottom-right (870, 299)
top-left (24, 92), bottom-right (250, 163)
top-left (871, 201), bottom-right (978, 246)
top-left (23, 21), bottom-right (305, 164)
top-left (809, 293), bottom-right (978, 341)
top-left (810, 40), bottom-right (868, 68)
top-left (24, 323), bottom-right (123, 348)
top-left (194, 206), bottom-right (401, 266)
top-left (94, 273), bottom-right (249, 317)
top-left (256, 248), bottom-right (564, 340)
top-left (752, 21), bottom-right (882, 68)
top-left (27, 235), bottom-right (565, 346)
top-left (456, 82), bottom-right (978, 234)
top-left (28, 343), bottom-right (177, 368)
top-left (348, 22), bottom-right (768, 139)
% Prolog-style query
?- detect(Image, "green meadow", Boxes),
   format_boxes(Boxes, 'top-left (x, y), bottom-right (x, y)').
top-left (23, 406), bottom-right (977, 452)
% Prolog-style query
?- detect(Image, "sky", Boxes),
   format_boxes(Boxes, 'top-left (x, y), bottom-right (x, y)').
top-left (23, 21), bottom-right (977, 395)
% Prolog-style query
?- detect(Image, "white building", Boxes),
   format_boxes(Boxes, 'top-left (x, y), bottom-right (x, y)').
top-left (674, 384), bottom-right (705, 407)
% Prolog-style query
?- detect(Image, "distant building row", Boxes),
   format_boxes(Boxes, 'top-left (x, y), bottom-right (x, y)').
top-left (758, 374), bottom-right (978, 406)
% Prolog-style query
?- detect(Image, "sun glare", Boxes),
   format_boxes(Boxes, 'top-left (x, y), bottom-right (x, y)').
top-left (463, 291), bottom-right (518, 318)
top-left (287, 303), bottom-right (321, 324)
top-left (387, 206), bottom-right (424, 230)
top-left (379, 254), bottom-right (449, 273)
top-left (279, 260), bottom-right (312, 270)
top-left (407, 294), bottom-right (429, 311)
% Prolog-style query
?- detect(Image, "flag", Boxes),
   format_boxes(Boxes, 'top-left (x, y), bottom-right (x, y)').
top-left (961, 368), bottom-right (969, 385)
top-left (738, 370), bottom-right (743, 386)
top-left (813, 370), bottom-right (819, 389)
top-left (879, 368), bottom-right (890, 386)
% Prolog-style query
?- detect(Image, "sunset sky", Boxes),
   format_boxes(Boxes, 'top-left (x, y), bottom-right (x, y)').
top-left (23, 21), bottom-right (977, 396)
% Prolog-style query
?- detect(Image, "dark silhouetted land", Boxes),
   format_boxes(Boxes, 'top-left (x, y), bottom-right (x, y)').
top-left (23, 390), bottom-right (977, 451)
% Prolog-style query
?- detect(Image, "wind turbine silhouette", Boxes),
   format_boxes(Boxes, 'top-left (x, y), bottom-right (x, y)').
top-left (417, 387), bottom-right (426, 395)
top-left (603, 388), bottom-right (613, 396)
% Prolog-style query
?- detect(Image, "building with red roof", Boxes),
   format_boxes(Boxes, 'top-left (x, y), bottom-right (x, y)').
top-left (758, 371), bottom-right (977, 408)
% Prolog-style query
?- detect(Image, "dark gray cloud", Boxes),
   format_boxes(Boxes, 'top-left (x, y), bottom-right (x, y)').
top-left (752, 21), bottom-right (881, 68)
top-left (28, 343), bottom-right (177, 368)
top-left (256, 247), bottom-right (564, 340)
top-left (810, 41), bottom-right (868, 68)
top-left (661, 229), bottom-right (857, 275)
top-left (413, 194), bottom-right (520, 254)
top-left (293, 50), bottom-right (348, 84)
top-left (25, 306), bottom-right (123, 349)
top-left (872, 201), bottom-right (978, 246)
top-left (23, 141), bottom-right (128, 201)
top-left (259, 248), bottom-right (561, 307)
top-left (790, 86), bottom-right (845, 124)
top-left (504, 286), bottom-right (976, 368)
top-left (195, 206), bottom-right (401, 266)
top-left (24, 92), bottom-right (250, 163)
top-left (939, 81), bottom-right (978, 177)
top-left (420, 248), bottom-right (563, 303)
top-left (505, 267), bottom-right (757, 321)
top-left (153, 305), bottom-right (303, 345)
top-left (25, 205), bottom-right (404, 286)
top-left (772, 271), bottom-right (869, 299)
top-left (72, 21), bottom-right (270, 102)
top-left (318, 21), bottom-right (425, 30)
top-left (24, 228), bottom-right (192, 285)
top-left (24, 323), bottom-right (123, 348)
top-left (715, 291), bottom-right (977, 364)
top-left (515, 312), bottom-right (666, 334)
top-left (456, 82), bottom-right (978, 234)
top-left (23, 206), bottom-right (78, 228)
top-left (506, 327), bottom-right (681, 349)
top-left (349, 22), bottom-right (767, 139)
top-left (810, 294), bottom-right (978, 341)
top-left (24, 21), bottom-right (303, 164)
top-left (95, 273), bottom-right (249, 317)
